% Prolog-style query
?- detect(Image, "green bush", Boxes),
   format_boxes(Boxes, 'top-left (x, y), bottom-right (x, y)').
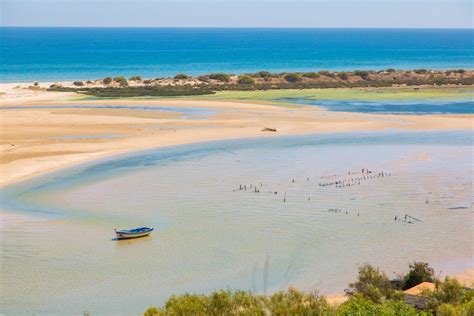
top-left (129, 76), bottom-right (142, 81)
top-left (337, 297), bottom-right (419, 316)
top-left (208, 73), bottom-right (231, 82)
top-left (73, 81), bottom-right (84, 86)
top-left (303, 72), bottom-right (320, 79)
top-left (284, 73), bottom-right (302, 82)
top-left (237, 75), bottom-right (255, 85)
top-left (255, 71), bottom-right (273, 80)
top-left (354, 70), bottom-right (370, 80)
top-left (337, 72), bottom-right (349, 80)
top-left (345, 264), bottom-right (396, 303)
top-left (318, 70), bottom-right (331, 76)
top-left (102, 77), bottom-right (112, 85)
top-left (174, 74), bottom-right (189, 80)
top-left (403, 262), bottom-right (435, 290)
top-left (113, 76), bottom-right (128, 87)
top-left (414, 69), bottom-right (428, 74)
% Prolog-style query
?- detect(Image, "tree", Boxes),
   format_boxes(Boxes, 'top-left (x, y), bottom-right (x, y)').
top-left (102, 77), bottom-right (112, 85)
top-left (237, 75), bottom-right (255, 85)
top-left (73, 81), bottom-right (84, 86)
top-left (129, 76), bottom-right (142, 81)
top-left (403, 262), bottom-right (435, 290)
top-left (174, 74), bottom-right (188, 80)
top-left (345, 264), bottom-right (396, 303)
top-left (284, 73), bottom-right (301, 83)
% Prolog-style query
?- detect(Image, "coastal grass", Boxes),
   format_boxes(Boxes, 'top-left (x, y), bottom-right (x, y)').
top-left (201, 87), bottom-right (474, 102)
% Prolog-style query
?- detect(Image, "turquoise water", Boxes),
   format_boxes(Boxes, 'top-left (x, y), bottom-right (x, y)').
top-left (280, 98), bottom-right (474, 114)
top-left (1, 28), bottom-right (473, 82)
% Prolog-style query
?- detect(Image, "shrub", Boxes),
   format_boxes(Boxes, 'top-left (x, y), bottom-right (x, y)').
top-left (414, 69), bottom-right (428, 74)
top-left (456, 69), bottom-right (466, 74)
top-left (345, 264), bottom-right (396, 303)
top-left (113, 76), bottom-right (128, 87)
top-left (303, 72), bottom-right (320, 79)
top-left (102, 77), bottom-right (112, 85)
top-left (208, 73), bottom-right (231, 82)
top-left (266, 288), bottom-right (332, 315)
top-left (403, 262), bottom-right (435, 290)
top-left (386, 68), bottom-right (396, 73)
top-left (197, 75), bottom-right (209, 82)
top-left (174, 74), bottom-right (189, 80)
top-left (143, 79), bottom-right (153, 84)
top-left (337, 297), bottom-right (419, 316)
top-left (284, 73), bottom-right (302, 83)
top-left (255, 71), bottom-right (273, 80)
top-left (337, 72), bottom-right (349, 80)
top-left (354, 70), bottom-right (370, 80)
top-left (73, 81), bottom-right (84, 86)
top-left (318, 70), bottom-right (331, 76)
top-left (237, 75), bottom-right (255, 85)
top-left (129, 76), bottom-right (142, 81)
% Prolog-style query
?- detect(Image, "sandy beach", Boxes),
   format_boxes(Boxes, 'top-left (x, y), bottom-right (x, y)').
top-left (1, 82), bottom-right (473, 187)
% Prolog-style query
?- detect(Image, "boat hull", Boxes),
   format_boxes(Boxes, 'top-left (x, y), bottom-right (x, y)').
top-left (115, 228), bottom-right (154, 240)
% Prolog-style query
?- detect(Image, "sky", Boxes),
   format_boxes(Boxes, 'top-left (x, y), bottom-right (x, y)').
top-left (1, 0), bottom-right (473, 28)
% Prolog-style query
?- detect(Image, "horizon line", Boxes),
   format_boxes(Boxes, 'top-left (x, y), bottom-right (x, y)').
top-left (1, 26), bottom-right (473, 30)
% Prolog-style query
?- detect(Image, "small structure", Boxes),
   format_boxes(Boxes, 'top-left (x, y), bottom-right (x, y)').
top-left (403, 282), bottom-right (435, 309)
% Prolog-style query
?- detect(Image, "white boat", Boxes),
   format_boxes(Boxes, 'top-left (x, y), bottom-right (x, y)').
top-left (114, 227), bottom-right (154, 239)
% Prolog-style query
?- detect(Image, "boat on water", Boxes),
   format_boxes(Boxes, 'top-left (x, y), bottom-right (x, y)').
top-left (114, 227), bottom-right (154, 239)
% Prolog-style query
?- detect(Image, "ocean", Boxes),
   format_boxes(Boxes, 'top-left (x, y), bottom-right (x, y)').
top-left (1, 27), bottom-right (473, 82)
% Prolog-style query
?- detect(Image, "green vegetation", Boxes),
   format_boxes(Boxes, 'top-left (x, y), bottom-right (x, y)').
top-left (174, 74), bottom-right (189, 80)
top-left (129, 76), bottom-right (142, 81)
top-left (255, 71), bottom-right (273, 80)
top-left (143, 262), bottom-right (473, 316)
top-left (354, 70), bottom-right (370, 80)
top-left (113, 76), bottom-right (128, 87)
top-left (414, 69), bottom-right (429, 74)
top-left (284, 73), bottom-right (302, 82)
top-left (49, 69), bottom-right (473, 98)
top-left (237, 75), bottom-right (255, 85)
top-left (73, 81), bottom-right (84, 86)
top-left (337, 72), bottom-right (349, 80)
top-left (102, 77), bottom-right (112, 85)
top-left (403, 262), bottom-right (435, 290)
top-left (209, 73), bottom-right (231, 82)
top-left (48, 85), bottom-right (215, 97)
top-left (346, 264), bottom-right (401, 303)
top-left (303, 72), bottom-right (320, 79)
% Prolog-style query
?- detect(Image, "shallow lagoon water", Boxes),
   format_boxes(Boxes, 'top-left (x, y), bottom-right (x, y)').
top-left (280, 98), bottom-right (474, 114)
top-left (1, 130), bottom-right (473, 315)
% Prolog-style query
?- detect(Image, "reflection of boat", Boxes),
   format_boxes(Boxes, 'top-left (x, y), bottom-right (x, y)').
top-left (114, 227), bottom-right (154, 239)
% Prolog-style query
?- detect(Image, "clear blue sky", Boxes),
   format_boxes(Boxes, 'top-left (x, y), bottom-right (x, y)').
top-left (1, 0), bottom-right (472, 28)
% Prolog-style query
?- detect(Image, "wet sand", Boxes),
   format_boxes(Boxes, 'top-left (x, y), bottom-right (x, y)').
top-left (1, 83), bottom-right (472, 187)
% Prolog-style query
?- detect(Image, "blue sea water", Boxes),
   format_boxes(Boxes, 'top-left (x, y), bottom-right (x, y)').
top-left (1, 28), bottom-right (473, 82)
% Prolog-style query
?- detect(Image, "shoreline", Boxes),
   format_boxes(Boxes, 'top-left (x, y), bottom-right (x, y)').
top-left (1, 83), bottom-right (473, 188)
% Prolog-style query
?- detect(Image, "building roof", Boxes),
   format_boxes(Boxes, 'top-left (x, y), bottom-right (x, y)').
top-left (404, 282), bottom-right (436, 296)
